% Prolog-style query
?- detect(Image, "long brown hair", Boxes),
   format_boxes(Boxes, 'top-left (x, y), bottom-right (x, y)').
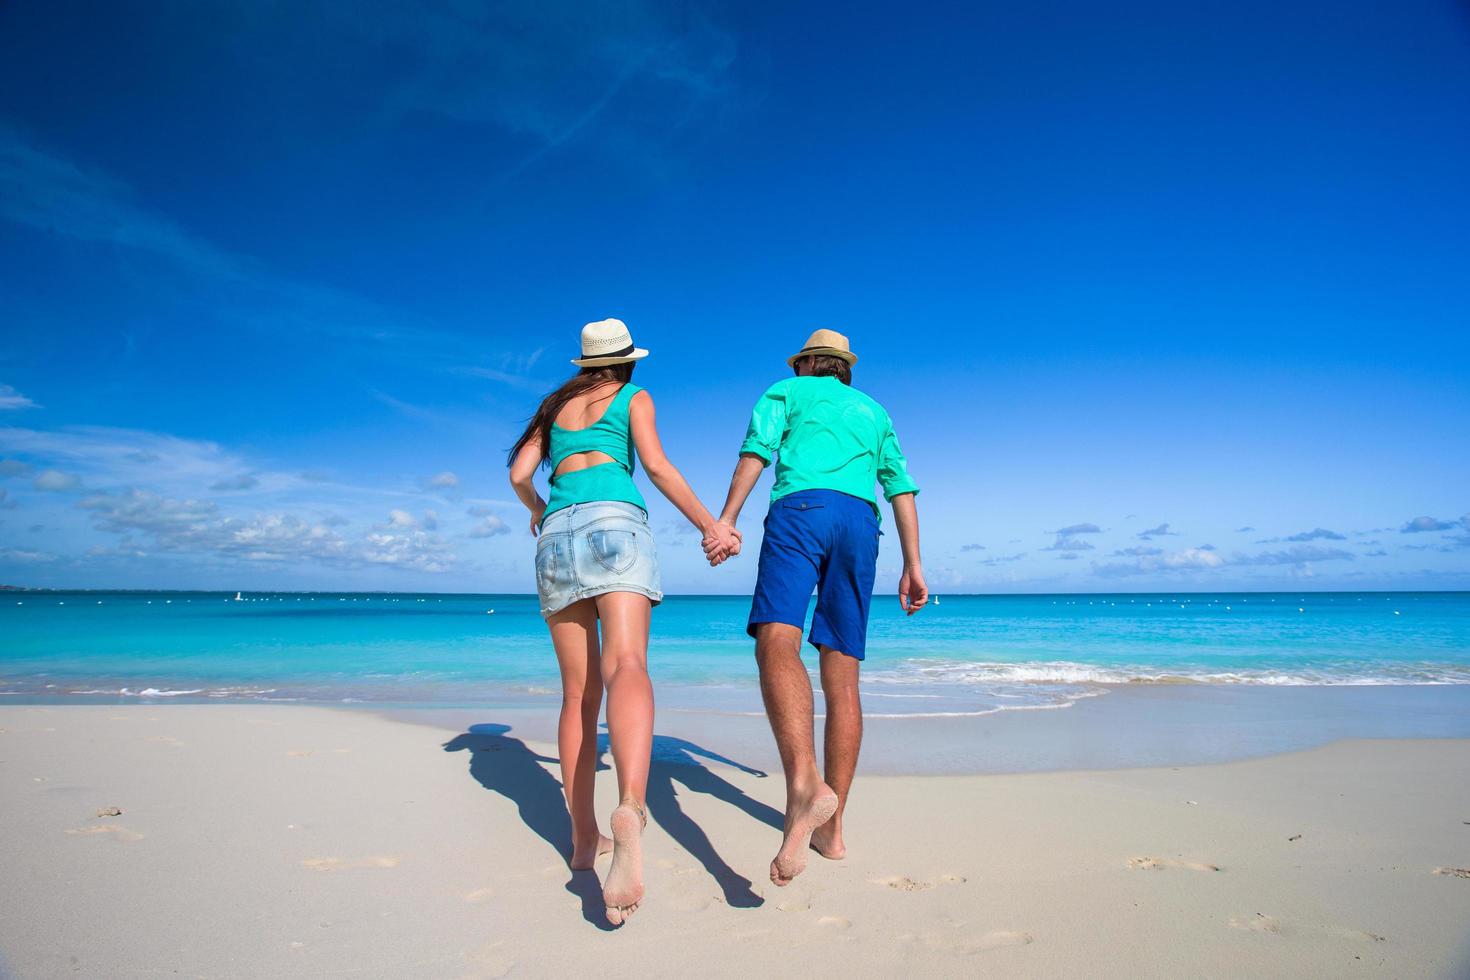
top-left (507, 363), bottom-right (636, 468)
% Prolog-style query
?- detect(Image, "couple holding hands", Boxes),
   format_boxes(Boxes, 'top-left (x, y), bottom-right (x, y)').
top-left (508, 319), bottom-right (926, 925)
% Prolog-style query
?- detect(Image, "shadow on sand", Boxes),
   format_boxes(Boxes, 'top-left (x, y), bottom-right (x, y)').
top-left (443, 723), bottom-right (781, 922)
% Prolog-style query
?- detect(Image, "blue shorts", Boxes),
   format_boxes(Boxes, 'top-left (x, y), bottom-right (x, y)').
top-left (748, 489), bottom-right (881, 660)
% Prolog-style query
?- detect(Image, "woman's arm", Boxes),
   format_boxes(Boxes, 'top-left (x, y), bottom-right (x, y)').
top-left (508, 434), bottom-right (547, 536)
top-left (629, 390), bottom-right (739, 559)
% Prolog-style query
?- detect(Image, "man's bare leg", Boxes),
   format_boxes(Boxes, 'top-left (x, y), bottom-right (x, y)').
top-left (811, 645), bottom-right (861, 860)
top-left (754, 622), bottom-right (838, 886)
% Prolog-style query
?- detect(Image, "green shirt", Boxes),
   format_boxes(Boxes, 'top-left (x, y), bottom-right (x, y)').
top-left (739, 376), bottom-right (919, 510)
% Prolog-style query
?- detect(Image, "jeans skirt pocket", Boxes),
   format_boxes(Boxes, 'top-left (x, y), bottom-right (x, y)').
top-left (535, 535), bottom-right (563, 599)
top-left (587, 527), bottom-right (638, 574)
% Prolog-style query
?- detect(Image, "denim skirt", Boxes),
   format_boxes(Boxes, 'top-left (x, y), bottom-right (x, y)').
top-left (535, 501), bottom-right (663, 617)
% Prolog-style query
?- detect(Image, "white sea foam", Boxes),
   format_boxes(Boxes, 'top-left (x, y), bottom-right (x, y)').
top-left (869, 659), bottom-right (1470, 688)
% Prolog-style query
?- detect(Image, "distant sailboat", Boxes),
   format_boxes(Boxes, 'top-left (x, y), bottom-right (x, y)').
top-left (933, 595), bottom-right (940, 606)
top-left (233, 592), bottom-right (243, 602)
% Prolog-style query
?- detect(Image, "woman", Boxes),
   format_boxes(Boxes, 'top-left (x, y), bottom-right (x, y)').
top-left (508, 318), bottom-right (739, 926)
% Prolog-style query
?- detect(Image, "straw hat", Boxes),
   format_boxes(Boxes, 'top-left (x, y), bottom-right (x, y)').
top-left (570, 318), bottom-right (649, 367)
top-left (787, 328), bottom-right (858, 368)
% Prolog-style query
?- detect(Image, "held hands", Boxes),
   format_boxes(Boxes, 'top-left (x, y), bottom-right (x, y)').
top-left (702, 519), bottom-right (742, 567)
top-left (899, 564), bottom-right (928, 615)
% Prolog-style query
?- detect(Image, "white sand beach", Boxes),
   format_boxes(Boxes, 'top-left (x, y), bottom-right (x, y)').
top-left (2, 704), bottom-right (1468, 978)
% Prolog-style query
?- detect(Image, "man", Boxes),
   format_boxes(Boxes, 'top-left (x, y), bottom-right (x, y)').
top-left (710, 328), bottom-right (926, 887)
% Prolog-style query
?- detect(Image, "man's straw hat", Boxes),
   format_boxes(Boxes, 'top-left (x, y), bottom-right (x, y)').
top-left (571, 318), bottom-right (649, 367)
top-left (787, 328), bottom-right (858, 368)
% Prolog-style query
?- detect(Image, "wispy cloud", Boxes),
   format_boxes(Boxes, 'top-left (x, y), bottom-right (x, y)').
top-left (1054, 523), bottom-right (1102, 536)
top-left (1093, 546), bottom-right (1226, 577)
top-left (0, 385), bottom-right (38, 410)
top-left (1234, 544), bottom-right (1355, 566)
top-left (1257, 527), bottom-right (1346, 543)
top-left (32, 469), bottom-right (80, 492)
top-left (79, 488), bottom-right (454, 572)
top-left (1136, 522), bottom-right (1179, 540)
top-left (1044, 521), bottom-right (1101, 555)
top-left (210, 474), bottom-right (259, 492)
top-left (469, 515), bottom-right (510, 538)
top-left (960, 543), bottom-right (986, 552)
top-left (1400, 515), bottom-right (1464, 533)
top-left (0, 123), bottom-right (545, 383)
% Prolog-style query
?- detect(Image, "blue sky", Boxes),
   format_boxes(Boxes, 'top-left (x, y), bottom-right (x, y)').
top-left (1, 0), bottom-right (1468, 594)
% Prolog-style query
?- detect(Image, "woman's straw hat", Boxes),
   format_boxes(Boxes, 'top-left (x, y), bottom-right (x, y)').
top-left (571, 318), bottom-right (649, 367)
top-left (787, 328), bottom-right (858, 368)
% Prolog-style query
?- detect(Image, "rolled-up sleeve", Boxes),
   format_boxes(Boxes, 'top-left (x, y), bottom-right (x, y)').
top-left (738, 383), bottom-right (788, 465)
top-left (876, 424), bottom-right (919, 500)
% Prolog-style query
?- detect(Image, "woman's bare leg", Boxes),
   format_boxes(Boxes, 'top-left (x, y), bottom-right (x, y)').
top-left (594, 591), bottom-right (654, 924)
top-left (547, 599), bottom-right (611, 869)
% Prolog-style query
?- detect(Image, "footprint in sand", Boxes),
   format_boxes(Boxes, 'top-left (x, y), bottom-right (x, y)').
top-left (464, 887), bottom-right (496, 903)
top-left (818, 915), bottom-right (851, 930)
top-left (871, 873), bottom-right (968, 891)
top-left (1230, 913), bottom-right (1281, 934)
top-left (301, 856), bottom-right (399, 871)
top-left (1230, 914), bottom-right (1385, 943)
top-left (1433, 867), bottom-right (1470, 879)
top-left (464, 942), bottom-right (514, 978)
top-left (1129, 856), bottom-right (1220, 872)
top-left (917, 928), bottom-right (1034, 954)
top-left (67, 824), bottom-right (143, 842)
top-left (286, 750), bottom-right (313, 757)
top-left (145, 736), bottom-right (183, 747)
top-left (774, 891), bottom-right (813, 912)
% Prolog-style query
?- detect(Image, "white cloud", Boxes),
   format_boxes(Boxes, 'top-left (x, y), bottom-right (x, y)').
top-left (1136, 522), bottom-right (1179, 540)
top-left (0, 384), bottom-right (37, 410)
top-left (77, 487), bottom-right (454, 572)
top-left (426, 471), bottom-right (459, 490)
top-left (469, 515), bottom-right (510, 538)
top-left (0, 547), bottom-right (57, 563)
top-left (1044, 535), bottom-right (1094, 552)
top-left (1094, 546), bottom-right (1225, 577)
top-left (32, 469), bottom-right (79, 492)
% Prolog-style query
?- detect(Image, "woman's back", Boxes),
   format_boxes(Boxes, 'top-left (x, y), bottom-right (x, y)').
top-left (551, 382), bottom-right (631, 479)
top-left (543, 381), bottom-right (646, 520)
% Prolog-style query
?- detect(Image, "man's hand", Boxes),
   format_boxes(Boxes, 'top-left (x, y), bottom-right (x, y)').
top-left (899, 564), bottom-right (928, 615)
top-left (702, 520), bottom-right (742, 566)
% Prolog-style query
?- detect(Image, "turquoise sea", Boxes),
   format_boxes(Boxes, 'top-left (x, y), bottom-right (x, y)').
top-left (3, 591), bottom-right (1468, 718)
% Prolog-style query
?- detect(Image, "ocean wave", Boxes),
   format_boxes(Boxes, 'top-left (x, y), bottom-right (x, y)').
top-left (64, 686), bottom-right (278, 698)
top-left (869, 659), bottom-right (1470, 688)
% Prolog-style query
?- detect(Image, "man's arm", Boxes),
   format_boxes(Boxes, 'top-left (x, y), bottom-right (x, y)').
top-left (891, 492), bottom-right (927, 615)
top-left (718, 453), bottom-right (766, 529)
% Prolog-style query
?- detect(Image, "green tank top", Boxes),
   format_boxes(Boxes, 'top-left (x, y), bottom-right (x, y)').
top-left (543, 383), bottom-right (648, 521)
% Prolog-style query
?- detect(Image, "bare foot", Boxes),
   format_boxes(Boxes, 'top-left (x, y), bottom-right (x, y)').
top-left (771, 784), bottom-right (838, 886)
top-left (603, 803), bottom-right (645, 925)
top-left (570, 833), bottom-right (612, 871)
top-left (810, 821), bottom-right (846, 860)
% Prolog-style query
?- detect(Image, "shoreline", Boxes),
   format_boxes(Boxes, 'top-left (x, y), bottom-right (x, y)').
top-left (5, 682), bottom-right (1470, 776)
top-left (3, 704), bottom-right (1468, 977)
